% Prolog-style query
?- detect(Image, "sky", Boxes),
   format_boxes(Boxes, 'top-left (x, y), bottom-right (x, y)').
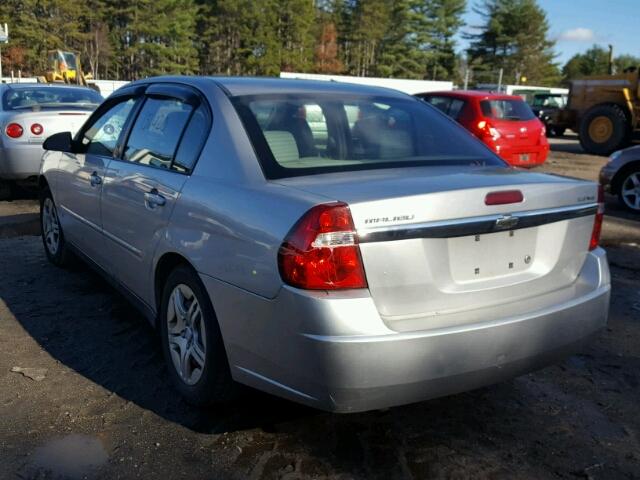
top-left (457, 0), bottom-right (640, 66)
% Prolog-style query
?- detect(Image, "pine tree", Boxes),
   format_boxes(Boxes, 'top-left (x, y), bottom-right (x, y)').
top-left (466, 0), bottom-right (559, 86)
top-left (422, 0), bottom-right (466, 80)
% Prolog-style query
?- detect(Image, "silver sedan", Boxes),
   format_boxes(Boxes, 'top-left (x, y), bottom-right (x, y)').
top-left (39, 77), bottom-right (610, 412)
top-left (0, 83), bottom-right (102, 199)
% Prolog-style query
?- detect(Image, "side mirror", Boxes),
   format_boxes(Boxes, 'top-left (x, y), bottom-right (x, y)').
top-left (43, 131), bottom-right (74, 153)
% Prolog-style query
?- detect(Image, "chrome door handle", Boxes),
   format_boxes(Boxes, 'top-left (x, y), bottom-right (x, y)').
top-left (144, 190), bottom-right (166, 208)
top-left (90, 172), bottom-right (102, 187)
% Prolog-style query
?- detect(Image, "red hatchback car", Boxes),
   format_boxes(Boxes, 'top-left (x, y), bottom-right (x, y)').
top-left (416, 91), bottom-right (549, 167)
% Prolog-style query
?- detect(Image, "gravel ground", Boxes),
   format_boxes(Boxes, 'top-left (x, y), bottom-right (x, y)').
top-left (0, 136), bottom-right (639, 480)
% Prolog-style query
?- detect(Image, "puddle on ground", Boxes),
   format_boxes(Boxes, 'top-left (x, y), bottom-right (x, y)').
top-left (25, 434), bottom-right (108, 479)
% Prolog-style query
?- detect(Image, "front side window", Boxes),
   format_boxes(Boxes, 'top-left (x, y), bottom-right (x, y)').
top-left (82, 98), bottom-right (136, 157)
top-left (233, 93), bottom-right (504, 179)
top-left (123, 97), bottom-right (193, 169)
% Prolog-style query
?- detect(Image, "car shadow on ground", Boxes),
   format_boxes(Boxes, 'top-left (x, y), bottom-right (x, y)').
top-left (0, 236), bottom-right (530, 438)
top-left (2, 235), bottom-right (636, 478)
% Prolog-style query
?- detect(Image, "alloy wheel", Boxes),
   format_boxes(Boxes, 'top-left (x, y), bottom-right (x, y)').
top-left (166, 284), bottom-right (207, 386)
top-left (621, 171), bottom-right (640, 211)
top-left (42, 197), bottom-right (61, 255)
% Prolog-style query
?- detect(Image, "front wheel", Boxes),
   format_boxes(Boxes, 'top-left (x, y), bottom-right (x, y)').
top-left (618, 168), bottom-right (640, 212)
top-left (40, 189), bottom-right (73, 266)
top-left (159, 265), bottom-right (237, 406)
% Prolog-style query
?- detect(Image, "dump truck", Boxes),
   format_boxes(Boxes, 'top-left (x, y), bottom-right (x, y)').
top-left (563, 67), bottom-right (640, 155)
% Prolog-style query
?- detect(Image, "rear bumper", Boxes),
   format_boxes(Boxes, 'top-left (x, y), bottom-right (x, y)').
top-left (202, 248), bottom-right (610, 413)
top-left (496, 143), bottom-right (550, 167)
top-left (0, 142), bottom-right (44, 180)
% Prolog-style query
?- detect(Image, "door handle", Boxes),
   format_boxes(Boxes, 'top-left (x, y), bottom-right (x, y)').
top-left (90, 172), bottom-right (102, 187)
top-left (144, 189), bottom-right (166, 208)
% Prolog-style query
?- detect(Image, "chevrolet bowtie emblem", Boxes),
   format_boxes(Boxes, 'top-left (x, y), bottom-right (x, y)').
top-left (495, 215), bottom-right (519, 229)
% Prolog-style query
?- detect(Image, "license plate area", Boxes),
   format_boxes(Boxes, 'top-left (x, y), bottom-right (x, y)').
top-left (519, 153), bottom-right (530, 162)
top-left (447, 228), bottom-right (537, 283)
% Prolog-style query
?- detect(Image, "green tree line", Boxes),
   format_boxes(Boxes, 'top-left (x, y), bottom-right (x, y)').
top-left (1, 0), bottom-right (636, 86)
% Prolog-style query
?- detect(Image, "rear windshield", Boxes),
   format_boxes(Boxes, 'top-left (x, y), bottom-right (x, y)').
top-left (480, 99), bottom-right (535, 121)
top-left (232, 93), bottom-right (505, 179)
top-left (2, 87), bottom-right (103, 111)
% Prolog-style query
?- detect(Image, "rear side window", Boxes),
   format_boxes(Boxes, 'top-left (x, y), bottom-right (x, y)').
top-left (424, 96), bottom-right (465, 120)
top-left (173, 104), bottom-right (210, 173)
top-left (480, 99), bottom-right (535, 121)
top-left (124, 98), bottom-right (193, 169)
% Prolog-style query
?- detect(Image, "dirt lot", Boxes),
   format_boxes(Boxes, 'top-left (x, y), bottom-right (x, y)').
top-left (1, 136), bottom-right (639, 480)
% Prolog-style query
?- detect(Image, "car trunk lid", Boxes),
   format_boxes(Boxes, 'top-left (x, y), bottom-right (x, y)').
top-left (275, 166), bottom-right (598, 329)
top-left (5, 110), bottom-right (91, 145)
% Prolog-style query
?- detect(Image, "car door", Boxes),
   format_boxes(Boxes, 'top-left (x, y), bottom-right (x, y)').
top-left (100, 84), bottom-right (211, 306)
top-left (56, 94), bottom-right (139, 269)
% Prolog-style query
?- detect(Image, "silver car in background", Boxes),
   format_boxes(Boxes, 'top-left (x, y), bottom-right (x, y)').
top-left (39, 77), bottom-right (610, 413)
top-left (0, 83), bottom-right (102, 199)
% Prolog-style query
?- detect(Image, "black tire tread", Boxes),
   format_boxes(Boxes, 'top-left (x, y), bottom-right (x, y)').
top-left (159, 265), bottom-right (237, 406)
top-left (579, 104), bottom-right (630, 156)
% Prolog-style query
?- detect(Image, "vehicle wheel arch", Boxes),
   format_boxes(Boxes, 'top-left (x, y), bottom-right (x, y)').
top-left (611, 160), bottom-right (640, 194)
top-left (154, 252), bottom-right (198, 318)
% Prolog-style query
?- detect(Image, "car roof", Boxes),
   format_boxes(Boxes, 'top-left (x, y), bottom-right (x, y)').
top-left (2, 83), bottom-right (97, 92)
top-left (212, 76), bottom-right (413, 98)
top-left (417, 90), bottom-right (525, 101)
top-left (134, 75), bottom-right (414, 100)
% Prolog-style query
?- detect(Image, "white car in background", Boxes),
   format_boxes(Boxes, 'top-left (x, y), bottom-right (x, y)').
top-left (0, 83), bottom-right (102, 199)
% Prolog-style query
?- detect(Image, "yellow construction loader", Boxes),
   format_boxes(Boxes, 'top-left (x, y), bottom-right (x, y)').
top-left (561, 63), bottom-right (640, 155)
top-left (37, 50), bottom-right (93, 86)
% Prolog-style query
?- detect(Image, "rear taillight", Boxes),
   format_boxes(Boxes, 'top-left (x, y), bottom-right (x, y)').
top-left (540, 124), bottom-right (546, 138)
top-left (589, 185), bottom-right (605, 251)
top-left (30, 123), bottom-right (44, 135)
top-left (476, 120), bottom-right (500, 140)
top-left (278, 202), bottom-right (367, 290)
top-left (5, 123), bottom-right (23, 138)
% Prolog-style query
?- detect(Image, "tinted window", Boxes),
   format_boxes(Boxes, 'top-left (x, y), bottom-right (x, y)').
top-left (424, 96), bottom-right (465, 120)
top-left (233, 93), bottom-right (504, 179)
top-left (173, 105), bottom-right (210, 173)
top-left (448, 99), bottom-right (465, 119)
top-left (124, 98), bottom-right (193, 169)
top-left (480, 99), bottom-right (535, 121)
top-left (82, 98), bottom-right (136, 157)
top-left (425, 96), bottom-right (452, 115)
top-left (2, 87), bottom-right (102, 111)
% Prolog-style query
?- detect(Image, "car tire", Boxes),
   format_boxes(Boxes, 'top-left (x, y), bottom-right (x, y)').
top-left (40, 188), bottom-right (73, 267)
top-left (159, 265), bottom-right (237, 406)
top-left (616, 167), bottom-right (640, 212)
top-left (579, 104), bottom-right (631, 156)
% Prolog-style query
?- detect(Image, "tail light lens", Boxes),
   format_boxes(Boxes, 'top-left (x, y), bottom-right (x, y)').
top-left (5, 123), bottom-right (23, 138)
top-left (278, 203), bottom-right (367, 290)
top-left (476, 120), bottom-right (501, 140)
top-left (589, 185), bottom-right (605, 251)
top-left (30, 123), bottom-right (44, 135)
top-left (485, 190), bottom-right (524, 205)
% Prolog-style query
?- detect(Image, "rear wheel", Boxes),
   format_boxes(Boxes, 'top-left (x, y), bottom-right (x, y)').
top-left (579, 104), bottom-right (630, 155)
top-left (159, 265), bottom-right (236, 406)
top-left (618, 168), bottom-right (640, 212)
top-left (40, 189), bottom-right (73, 266)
